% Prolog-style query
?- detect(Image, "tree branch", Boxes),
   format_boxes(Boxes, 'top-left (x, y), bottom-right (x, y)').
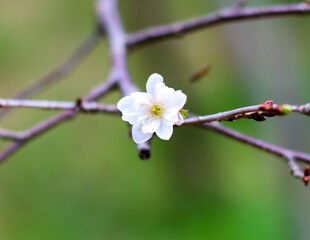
top-left (182, 101), bottom-right (310, 126)
top-left (127, 3), bottom-right (310, 48)
top-left (96, 0), bottom-right (150, 159)
top-left (0, 142), bottom-right (24, 163)
top-left (0, 76), bottom-right (116, 163)
top-left (0, 98), bottom-right (119, 114)
top-left (199, 122), bottom-right (310, 182)
top-left (0, 128), bottom-right (23, 141)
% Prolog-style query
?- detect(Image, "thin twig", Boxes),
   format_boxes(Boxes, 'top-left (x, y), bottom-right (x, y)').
top-left (0, 128), bottom-right (23, 141)
top-left (287, 156), bottom-right (304, 179)
top-left (127, 3), bottom-right (310, 48)
top-left (182, 102), bottom-right (310, 126)
top-left (2, 100), bottom-right (309, 122)
top-left (183, 105), bottom-right (259, 125)
top-left (0, 98), bottom-right (119, 114)
top-left (199, 122), bottom-right (310, 181)
top-left (97, 0), bottom-right (150, 159)
top-left (0, 142), bottom-right (24, 163)
top-left (0, 77), bottom-right (117, 163)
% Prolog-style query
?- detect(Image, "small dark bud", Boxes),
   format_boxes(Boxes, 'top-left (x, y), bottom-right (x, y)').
top-left (252, 113), bottom-right (266, 122)
top-left (304, 166), bottom-right (310, 176)
top-left (139, 149), bottom-right (151, 160)
top-left (263, 113), bottom-right (276, 117)
top-left (76, 98), bottom-right (88, 113)
top-left (227, 117), bottom-right (235, 122)
top-left (76, 98), bottom-right (82, 106)
top-left (76, 98), bottom-right (84, 110)
top-left (303, 176), bottom-right (309, 186)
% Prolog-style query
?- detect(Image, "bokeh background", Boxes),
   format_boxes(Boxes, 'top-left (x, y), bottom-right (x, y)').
top-left (1, 0), bottom-right (310, 239)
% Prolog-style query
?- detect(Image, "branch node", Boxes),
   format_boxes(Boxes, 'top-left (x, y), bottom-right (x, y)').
top-left (258, 100), bottom-right (290, 116)
top-left (75, 98), bottom-right (86, 112)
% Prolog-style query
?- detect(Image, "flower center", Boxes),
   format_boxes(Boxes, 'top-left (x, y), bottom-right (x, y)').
top-left (142, 103), bottom-right (165, 120)
top-left (151, 104), bottom-right (163, 117)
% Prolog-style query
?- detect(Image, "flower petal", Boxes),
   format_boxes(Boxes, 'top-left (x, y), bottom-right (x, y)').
top-left (162, 117), bottom-right (175, 126)
top-left (141, 119), bottom-right (160, 134)
top-left (131, 92), bottom-right (152, 108)
top-left (122, 106), bottom-right (142, 116)
top-left (146, 73), bottom-right (164, 97)
top-left (132, 123), bottom-right (153, 143)
top-left (117, 95), bottom-right (134, 112)
top-left (173, 90), bottom-right (187, 110)
top-left (118, 92), bottom-right (152, 125)
top-left (121, 111), bottom-right (142, 125)
top-left (156, 121), bottom-right (173, 140)
top-left (119, 73), bottom-right (186, 143)
top-left (175, 112), bottom-right (184, 126)
top-left (164, 90), bottom-right (187, 117)
top-left (156, 85), bottom-right (175, 106)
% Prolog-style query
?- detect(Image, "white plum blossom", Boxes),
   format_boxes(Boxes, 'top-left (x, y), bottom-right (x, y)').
top-left (117, 73), bottom-right (187, 143)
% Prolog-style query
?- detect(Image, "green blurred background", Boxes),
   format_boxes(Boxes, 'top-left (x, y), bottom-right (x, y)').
top-left (1, 0), bottom-right (310, 239)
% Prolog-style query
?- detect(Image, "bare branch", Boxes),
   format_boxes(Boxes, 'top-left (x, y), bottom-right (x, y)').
top-left (0, 30), bottom-right (101, 120)
top-left (287, 156), bottom-right (304, 179)
top-left (0, 142), bottom-right (24, 163)
top-left (0, 128), bottom-right (23, 141)
top-left (0, 98), bottom-right (119, 114)
top-left (127, 3), bottom-right (310, 48)
top-left (182, 102), bottom-right (310, 126)
top-left (97, 0), bottom-right (150, 158)
top-left (0, 77), bottom-right (116, 163)
top-left (183, 105), bottom-right (259, 126)
top-left (199, 122), bottom-right (310, 182)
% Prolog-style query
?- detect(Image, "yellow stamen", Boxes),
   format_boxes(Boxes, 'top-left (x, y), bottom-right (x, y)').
top-left (151, 105), bottom-right (163, 117)
top-left (142, 102), bottom-right (164, 120)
